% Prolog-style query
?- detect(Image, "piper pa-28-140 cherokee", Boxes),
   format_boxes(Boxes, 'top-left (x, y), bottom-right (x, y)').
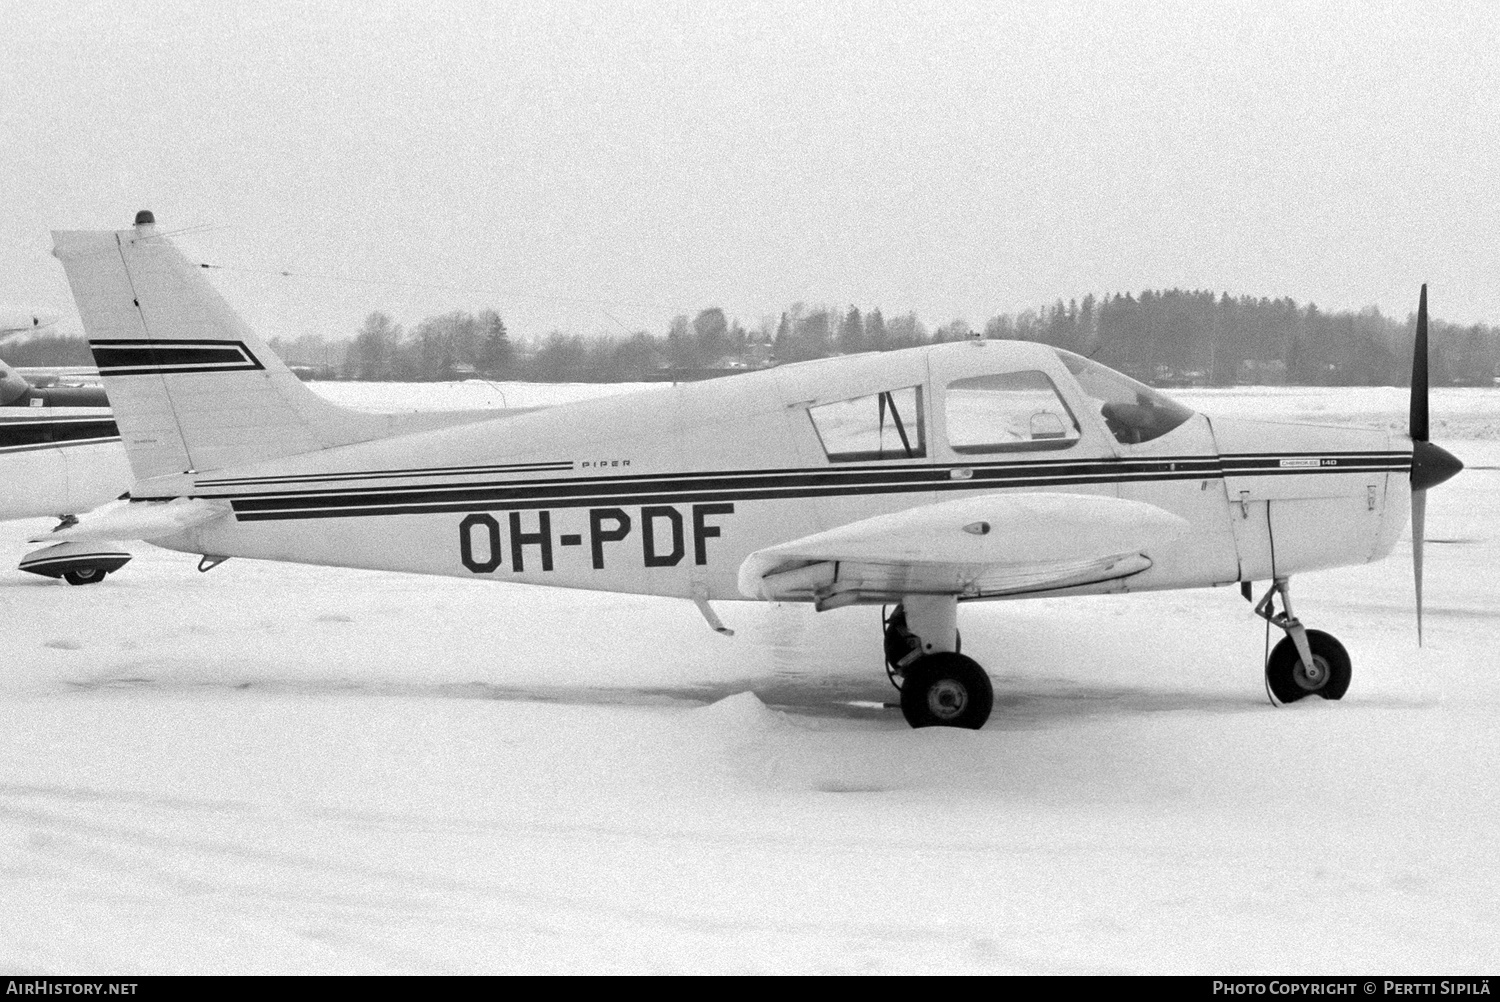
top-left (42, 212), bottom-right (1463, 728)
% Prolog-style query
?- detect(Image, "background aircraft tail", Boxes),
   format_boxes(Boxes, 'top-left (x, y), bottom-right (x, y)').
top-left (52, 212), bottom-right (401, 482)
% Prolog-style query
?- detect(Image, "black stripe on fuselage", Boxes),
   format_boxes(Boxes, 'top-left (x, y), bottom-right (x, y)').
top-left (0, 437), bottom-right (121, 457)
top-left (191, 449), bottom-right (1411, 497)
top-left (90, 339), bottom-right (264, 376)
top-left (218, 456), bottom-right (1221, 507)
top-left (203, 451), bottom-right (1411, 522)
top-left (215, 451), bottom-right (1404, 505)
top-left (0, 417), bottom-right (120, 452)
top-left (1223, 460), bottom-right (1349, 468)
top-left (193, 460), bottom-right (574, 488)
top-left (1220, 453), bottom-right (1408, 477)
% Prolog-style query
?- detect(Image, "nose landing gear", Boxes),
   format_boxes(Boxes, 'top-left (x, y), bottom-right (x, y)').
top-left (883, 598), bottom-right (993, 729)
top-left (1252, 578), bottom-right (1352, 704)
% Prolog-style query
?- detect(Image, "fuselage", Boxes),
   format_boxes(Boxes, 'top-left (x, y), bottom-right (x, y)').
top-left (136, 340), bottom-right (1413, 603)
top-left (0, 370), bottom-right (127, 521)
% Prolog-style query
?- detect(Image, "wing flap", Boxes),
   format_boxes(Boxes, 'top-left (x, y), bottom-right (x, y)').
top-left (740, 492), bottom-right (1188, 604)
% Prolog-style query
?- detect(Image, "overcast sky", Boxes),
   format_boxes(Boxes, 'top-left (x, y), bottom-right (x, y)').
top-left (3, 1), bottom-right (1497, 344)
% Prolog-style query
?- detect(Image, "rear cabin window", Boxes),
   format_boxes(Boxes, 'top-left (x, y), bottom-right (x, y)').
top-left (808, 386), bottom-right (926, 462)
top-left (944, 371), bottom-right (1081, 454)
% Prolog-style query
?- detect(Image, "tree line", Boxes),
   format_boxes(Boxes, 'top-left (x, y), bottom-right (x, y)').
top-left (277, 290), bottom-right (1500, 386)
top-left (7, 289), bottom-right (1498, 385)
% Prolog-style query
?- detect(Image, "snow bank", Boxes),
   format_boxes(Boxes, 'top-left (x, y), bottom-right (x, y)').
top-left (692, 690), bottom-right (794, 734)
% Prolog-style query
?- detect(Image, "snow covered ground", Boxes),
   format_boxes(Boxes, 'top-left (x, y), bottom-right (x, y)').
top-left (2, 383), bottom-right (1498, 974)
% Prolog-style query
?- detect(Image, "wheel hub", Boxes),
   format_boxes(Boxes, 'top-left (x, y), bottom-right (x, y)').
top-left (926, 679), bottom-right (969, 720)
top-left (1294, 655), bottom-right (1330, 692)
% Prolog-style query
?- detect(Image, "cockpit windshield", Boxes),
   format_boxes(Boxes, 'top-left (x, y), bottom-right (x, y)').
top-left (1055, 349), bottom-right (1195, 446)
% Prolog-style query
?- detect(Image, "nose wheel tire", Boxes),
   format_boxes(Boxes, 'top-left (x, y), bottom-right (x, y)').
top-left (1265, 629), bottom-right (1351, 703)
top-left (899, 652), bottom-right (994, 729)
top-left (62, 568), bottom-right (107, 586)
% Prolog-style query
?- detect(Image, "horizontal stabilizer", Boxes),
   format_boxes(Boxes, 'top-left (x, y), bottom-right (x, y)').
top-left (739, 492), bottom-right (1188, 604)
top-left (32, 497), bottom-right (231, 544)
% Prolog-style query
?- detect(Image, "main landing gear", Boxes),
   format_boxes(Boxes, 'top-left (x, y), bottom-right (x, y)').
top-left (18, 540), bottom-right (132, 586)
top-left (884, 596), bottom-right (993, 729)
top-left (1251, 578), bottom-right (1352, 704)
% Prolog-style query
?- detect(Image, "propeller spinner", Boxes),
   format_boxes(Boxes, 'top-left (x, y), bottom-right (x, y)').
top-left (1408, 285), bottom-right (1463, 644)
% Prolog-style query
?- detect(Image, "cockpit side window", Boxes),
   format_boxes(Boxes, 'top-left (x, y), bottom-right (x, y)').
top-left (808, 385), bottom-right (926, 462)
top-left (1055, 349), bottom-right (1195, 446)
top-left (944, 371), bottom-right (1081, 454)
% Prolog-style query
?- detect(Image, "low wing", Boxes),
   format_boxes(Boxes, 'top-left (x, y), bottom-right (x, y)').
top-left (738, 492), bottom-right (1190, 608)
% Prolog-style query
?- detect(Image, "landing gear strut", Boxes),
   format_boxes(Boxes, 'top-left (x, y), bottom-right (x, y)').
top-left (883, 598), bottom-right (992, 729)
top-left (1252, 578), bottom-right (1351, 704)
top-left (882, 606), bottom-right (961, 686)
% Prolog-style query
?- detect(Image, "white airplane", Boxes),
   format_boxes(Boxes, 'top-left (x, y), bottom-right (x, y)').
top-left (0, 346), bottom-right (136, 583)
top-left (2, 303), bottom-right (131, 582)
top-left (44, 212), bottom-right (1463, 727)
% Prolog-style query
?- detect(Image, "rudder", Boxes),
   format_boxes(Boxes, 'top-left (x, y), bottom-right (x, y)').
top-left (52, 212), bottom-right (391, 482)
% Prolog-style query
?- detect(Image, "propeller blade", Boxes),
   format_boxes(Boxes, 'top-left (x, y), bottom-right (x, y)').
top-left (1404, 286), bottom-right (1464, 644)
top-left (1410, 284), bottom-right (1429, 442)
top-left (1412, 488), bottom-right (1426, 646)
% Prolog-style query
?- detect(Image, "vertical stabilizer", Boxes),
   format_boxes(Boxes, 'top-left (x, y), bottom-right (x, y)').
top-left (52, 213), bottom-right (391, 481)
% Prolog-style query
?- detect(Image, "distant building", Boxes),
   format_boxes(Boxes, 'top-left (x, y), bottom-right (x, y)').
top-left (742, 341), bottom-right (776, 368)
top-left (1237, 359), bottom-right (1288, 385)
top-left (1151, 365), bottom-right (1209, 388)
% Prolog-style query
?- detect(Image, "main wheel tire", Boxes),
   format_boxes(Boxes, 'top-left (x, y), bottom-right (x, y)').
top-left (62, 568), bottom-right (107, 586)
top-left (1266, 629), bottom-right (1351, 703)
top-left (883, 606), bottom-right (960, 674)
top-left (900, 652), bottom-right (994, 729)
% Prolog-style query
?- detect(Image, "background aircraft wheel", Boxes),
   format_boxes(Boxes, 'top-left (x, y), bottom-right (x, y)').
top-left (1266, 629), bottom-right (1351, 703)
top-left (899, 652), bottom-right (993, 729)
top-left (62, 568), bottom-right (107, 586)
top-left (883, 605), bottom-right (960, 675)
